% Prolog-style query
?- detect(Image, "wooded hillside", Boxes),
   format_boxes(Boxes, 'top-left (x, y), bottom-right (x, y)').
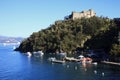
top-left (15, 17), bottom-right (120, 57)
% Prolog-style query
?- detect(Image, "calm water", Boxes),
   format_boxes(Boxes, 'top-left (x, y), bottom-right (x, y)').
top-left (0, 44), bottom-right (120, 80)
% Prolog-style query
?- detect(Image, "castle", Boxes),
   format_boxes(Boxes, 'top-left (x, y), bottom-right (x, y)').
top-left (65, 9), bottom-right (96, 20)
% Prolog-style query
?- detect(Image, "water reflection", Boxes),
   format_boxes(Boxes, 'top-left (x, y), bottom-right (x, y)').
top-left (27, 55), bottom-right (31, 64)
top-left (82, 62), bottom-right (86, 68)
top-left (24, 53), bottom-right (120, 80)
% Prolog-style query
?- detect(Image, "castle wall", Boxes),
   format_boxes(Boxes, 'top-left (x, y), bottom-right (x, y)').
top-left (71, 9), bottom-right (96, 20)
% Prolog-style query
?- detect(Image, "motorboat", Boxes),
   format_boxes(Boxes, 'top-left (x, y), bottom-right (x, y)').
top-left (48, 57), bottom-right (65, 64)
top-left (48, 57), bottom-right (56, 61)
top-left (27, 52), bottom-right (32, 57)
top-left (33, 51), bottom-right (44, 57)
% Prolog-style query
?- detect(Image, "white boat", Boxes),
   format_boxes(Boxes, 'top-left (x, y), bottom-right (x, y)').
top-left (27, 52), bottom-right (32, 57)
top-left (52, 60), bottom-right (65, 64)
top-left (48, 57), bottom-right (56, 61)
top-left (48, 57), bottom-right (65, 64)
top-left (78, 55), bottom-right (84, 60)
top-left (92, 62), bottom-right (98, 65)
top-left (38, 51), bottom-right (44, 56)
top-left (33, 51), bottom-right (44, 57)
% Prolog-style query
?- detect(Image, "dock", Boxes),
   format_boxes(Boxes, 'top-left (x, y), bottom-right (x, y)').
top-left (52, 60), bottom-right (65, 64)
top-left (65, 57), bottom-right (80, 62)
top-left (101, 61), bottom-right (120, 66)
top-left (64, 57), bottom-right (92, 63)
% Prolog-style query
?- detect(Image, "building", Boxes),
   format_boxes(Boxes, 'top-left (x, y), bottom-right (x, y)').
top-left (65, 9), bottom-right (96, 20)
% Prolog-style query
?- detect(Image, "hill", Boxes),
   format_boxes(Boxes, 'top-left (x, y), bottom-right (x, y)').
top-left (15, 17), bottom-right (120, 58)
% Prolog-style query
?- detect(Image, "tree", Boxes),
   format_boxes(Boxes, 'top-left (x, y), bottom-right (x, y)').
top-left (110, 44), bottom-right (120, 57)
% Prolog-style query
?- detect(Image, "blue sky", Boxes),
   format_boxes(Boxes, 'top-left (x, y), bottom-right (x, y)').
top-left (0, 0), bottom-right (120, 37)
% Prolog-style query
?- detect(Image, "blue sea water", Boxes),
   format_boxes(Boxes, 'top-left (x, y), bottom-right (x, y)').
top-left (0, 44), bottom-right (120, 80)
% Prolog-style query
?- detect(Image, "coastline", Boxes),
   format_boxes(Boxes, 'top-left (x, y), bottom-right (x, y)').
top-left (101, 61), bottom-right (120, 66)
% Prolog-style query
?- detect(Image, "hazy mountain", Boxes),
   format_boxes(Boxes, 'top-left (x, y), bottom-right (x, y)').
top-left (0, 35), bottom-right (24, 43)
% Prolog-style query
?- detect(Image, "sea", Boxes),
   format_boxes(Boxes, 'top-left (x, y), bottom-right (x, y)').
top-left (0, 43), bottom-right (120, 80)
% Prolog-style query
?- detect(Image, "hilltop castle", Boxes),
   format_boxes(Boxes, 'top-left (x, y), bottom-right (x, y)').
top-left (65, 9), bottom-right (96, 20)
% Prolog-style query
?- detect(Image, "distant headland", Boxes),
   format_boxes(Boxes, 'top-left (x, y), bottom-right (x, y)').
top-left (0, 36), bottom-right (24, 45)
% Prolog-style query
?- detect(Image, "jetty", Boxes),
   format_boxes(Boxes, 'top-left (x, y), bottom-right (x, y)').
top-left (52, 60), bottom-right (65, 64)
top-left (65, 57), bottom-right (80, 62)
top-left (64, 57), bottom-right (92, 63)
top-left (101, 61), bottom-right (120, 66)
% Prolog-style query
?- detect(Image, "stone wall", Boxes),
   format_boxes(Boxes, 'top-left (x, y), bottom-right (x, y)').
top-left (66, 9), bottom-right (96, 20)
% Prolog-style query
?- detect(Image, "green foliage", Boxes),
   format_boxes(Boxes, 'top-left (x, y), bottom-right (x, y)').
top-left (110, 44), bottom-right (120, 57)
top-left (16, 16), bottom-right (120, 58)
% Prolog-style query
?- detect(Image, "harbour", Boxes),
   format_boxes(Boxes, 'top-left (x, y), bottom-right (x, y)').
top-left (0, 45), bottom-right (120, 80)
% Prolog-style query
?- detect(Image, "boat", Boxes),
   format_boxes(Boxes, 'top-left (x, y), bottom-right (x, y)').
top-left (65, 56), bottom-right (92, 63)
top-left (92, 62), bottom-right (98, 65)
top-left (48, 57), bottom-right (56, 61)
top-left (65, 57), bottom-right (80, 62)
top-left (78, 55), bottom-right (84, 59)
top-left (33, 51), bottom-right (44, 57)
top-left (48, 57), bottom-right (65, 64)
top-left (52, 60), bottom-right (65, 64)
top-left (81, 57), bottom-right (92, 63)
top-left (27, 52), bottom-right (32, 57)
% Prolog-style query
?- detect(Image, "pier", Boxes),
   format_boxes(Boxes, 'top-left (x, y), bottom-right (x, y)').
top-left (101, 61), bottom-right (120, 66)
top-left (52, 60), bottom-right (65, 64)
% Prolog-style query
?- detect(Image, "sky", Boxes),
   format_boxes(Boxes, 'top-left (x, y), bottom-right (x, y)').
top-left (0, 0), bottom-right (120, 38)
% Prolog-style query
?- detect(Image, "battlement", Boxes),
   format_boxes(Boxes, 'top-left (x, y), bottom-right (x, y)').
top-left (65, 9), bottom-right (96, 20)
